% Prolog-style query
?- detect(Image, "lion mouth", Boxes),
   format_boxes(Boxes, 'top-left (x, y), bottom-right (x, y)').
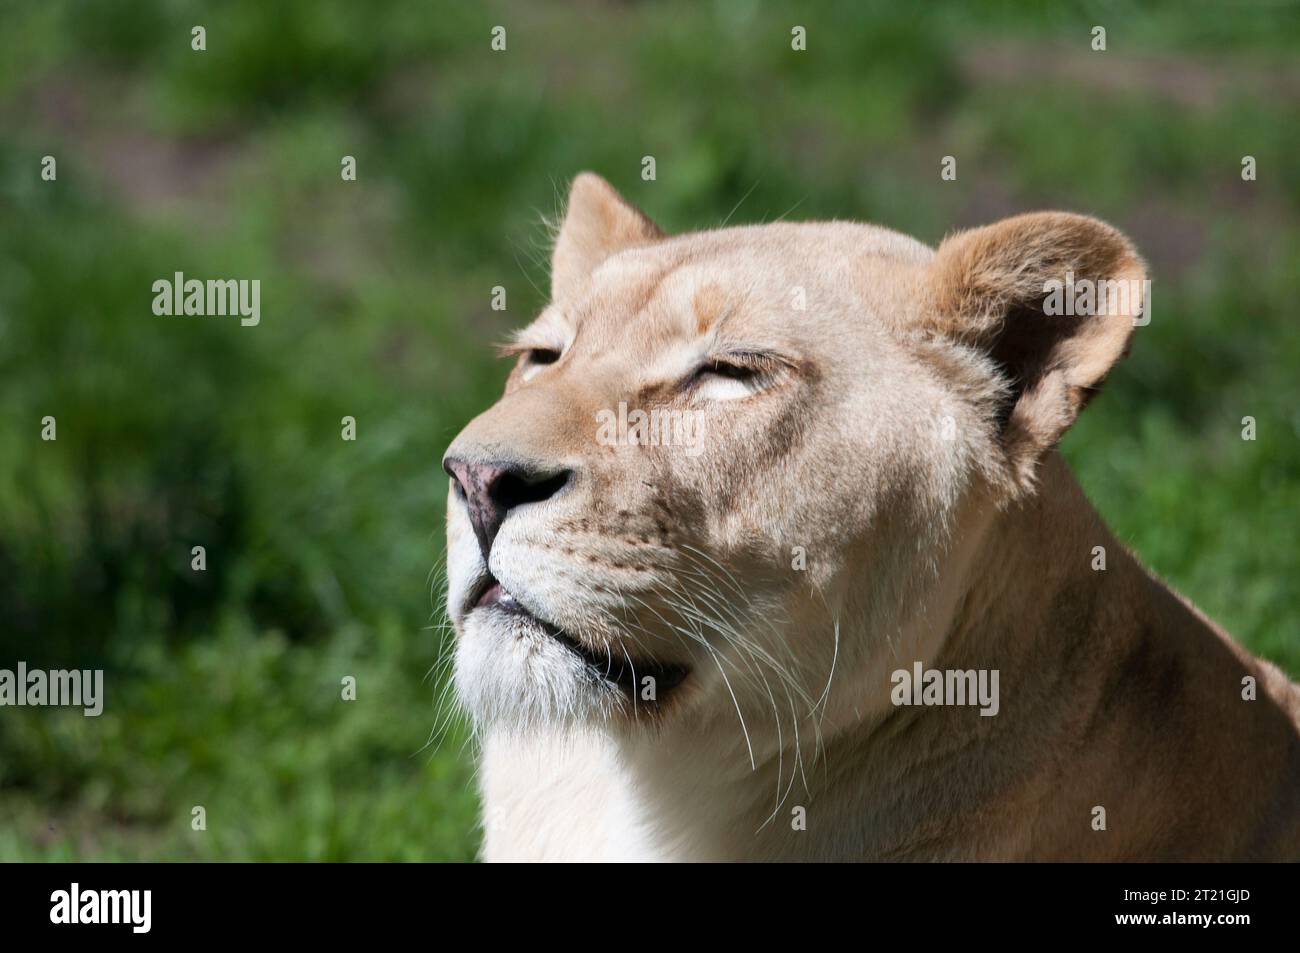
top-left (467, 574), bottom-right (689, 697)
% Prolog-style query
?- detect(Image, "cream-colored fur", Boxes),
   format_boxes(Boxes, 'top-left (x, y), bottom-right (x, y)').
top-left (444, 173), bottom-right (1300, 861)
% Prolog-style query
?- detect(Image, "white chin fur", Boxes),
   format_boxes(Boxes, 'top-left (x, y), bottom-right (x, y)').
top-left (454, 610), bottom-right (624, 731)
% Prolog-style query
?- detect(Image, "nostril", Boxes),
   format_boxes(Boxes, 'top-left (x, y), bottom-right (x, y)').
top-left (490, 467), bottom-right (572, 511)
top-left (443, 456), bottom-right (571, 562)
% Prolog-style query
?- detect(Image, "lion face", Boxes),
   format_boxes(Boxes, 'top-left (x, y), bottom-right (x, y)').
top-left (444, 174), bottom-right (1143, 743)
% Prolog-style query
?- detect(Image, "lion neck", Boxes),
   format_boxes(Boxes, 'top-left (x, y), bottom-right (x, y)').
top-left (941, 450), bottom-right (1131, 671)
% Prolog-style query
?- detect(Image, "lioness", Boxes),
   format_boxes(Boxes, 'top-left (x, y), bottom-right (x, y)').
top-left (443, 173), bottom-right (1300, 861)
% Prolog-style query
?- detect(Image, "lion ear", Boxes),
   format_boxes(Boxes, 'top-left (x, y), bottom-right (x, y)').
top-left (927, 212), bottom-right (1148, 489)
top-left (551, 173), bottom-right (663, 302)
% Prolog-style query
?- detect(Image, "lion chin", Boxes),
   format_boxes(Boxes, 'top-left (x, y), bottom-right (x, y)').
top-left (441, 172), bottom-right (1300, 862)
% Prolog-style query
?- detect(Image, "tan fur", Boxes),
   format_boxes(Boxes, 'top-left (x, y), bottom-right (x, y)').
top-left (444, 174), bottom-right (1300, 861)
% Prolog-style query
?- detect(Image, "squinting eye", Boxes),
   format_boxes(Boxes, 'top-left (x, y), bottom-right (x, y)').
top-left (700, 360), bottom-right (758, 381)
top-left (526, 348), bottom-right (561, 366)
top-left (519, 347), bottom-right (561, 382)
top-left (691, 359), bottom-right (769, 401)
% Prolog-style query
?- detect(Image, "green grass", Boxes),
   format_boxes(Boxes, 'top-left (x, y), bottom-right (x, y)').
top-left (0, 622), bottom-right (478, 861)
top-left (0, 0), bottom-right (1297, 859)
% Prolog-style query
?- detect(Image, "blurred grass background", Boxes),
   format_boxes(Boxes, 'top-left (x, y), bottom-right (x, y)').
top-left (0, 0), bottom-right (1297, 860)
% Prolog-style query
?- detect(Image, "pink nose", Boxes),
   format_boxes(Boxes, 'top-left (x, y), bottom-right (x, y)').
top-left (442, 457), bottom-right (572, 562)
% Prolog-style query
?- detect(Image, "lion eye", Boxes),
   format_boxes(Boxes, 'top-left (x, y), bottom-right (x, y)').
top-left (700, 360), bottom-right (759, 381)
top-left (526, 348), bottom-right (561, 366)
top-left (690, 358), bottom-right (771, 401)
top-left (518, 347), bottom-right (562, 381)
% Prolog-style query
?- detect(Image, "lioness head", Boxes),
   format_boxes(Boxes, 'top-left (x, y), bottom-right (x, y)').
top-left (444, 173), bottom-right (1144, 746)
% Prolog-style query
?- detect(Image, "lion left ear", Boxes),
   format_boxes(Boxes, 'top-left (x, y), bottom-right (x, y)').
top-left (551, 173), bottom-right (663, 303)
top-left (927, 212), bottom-right (1148, 489)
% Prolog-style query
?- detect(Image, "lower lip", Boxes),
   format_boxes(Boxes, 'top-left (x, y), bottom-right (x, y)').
top-left (475, 581), bottom-right (527, 614)
top-left (474, 581), bottom-right (502, 608)
top-left (467, 580), bottom-right (688, 696)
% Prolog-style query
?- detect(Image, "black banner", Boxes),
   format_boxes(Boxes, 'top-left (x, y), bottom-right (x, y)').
top-left (2, 861), bottom-right (1292, 940)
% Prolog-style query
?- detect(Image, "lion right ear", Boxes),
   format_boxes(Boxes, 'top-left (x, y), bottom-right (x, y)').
top-left (926, 212), bottom-right (1147, 490)
top-left (551, 173), bottom-right (663, 302)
